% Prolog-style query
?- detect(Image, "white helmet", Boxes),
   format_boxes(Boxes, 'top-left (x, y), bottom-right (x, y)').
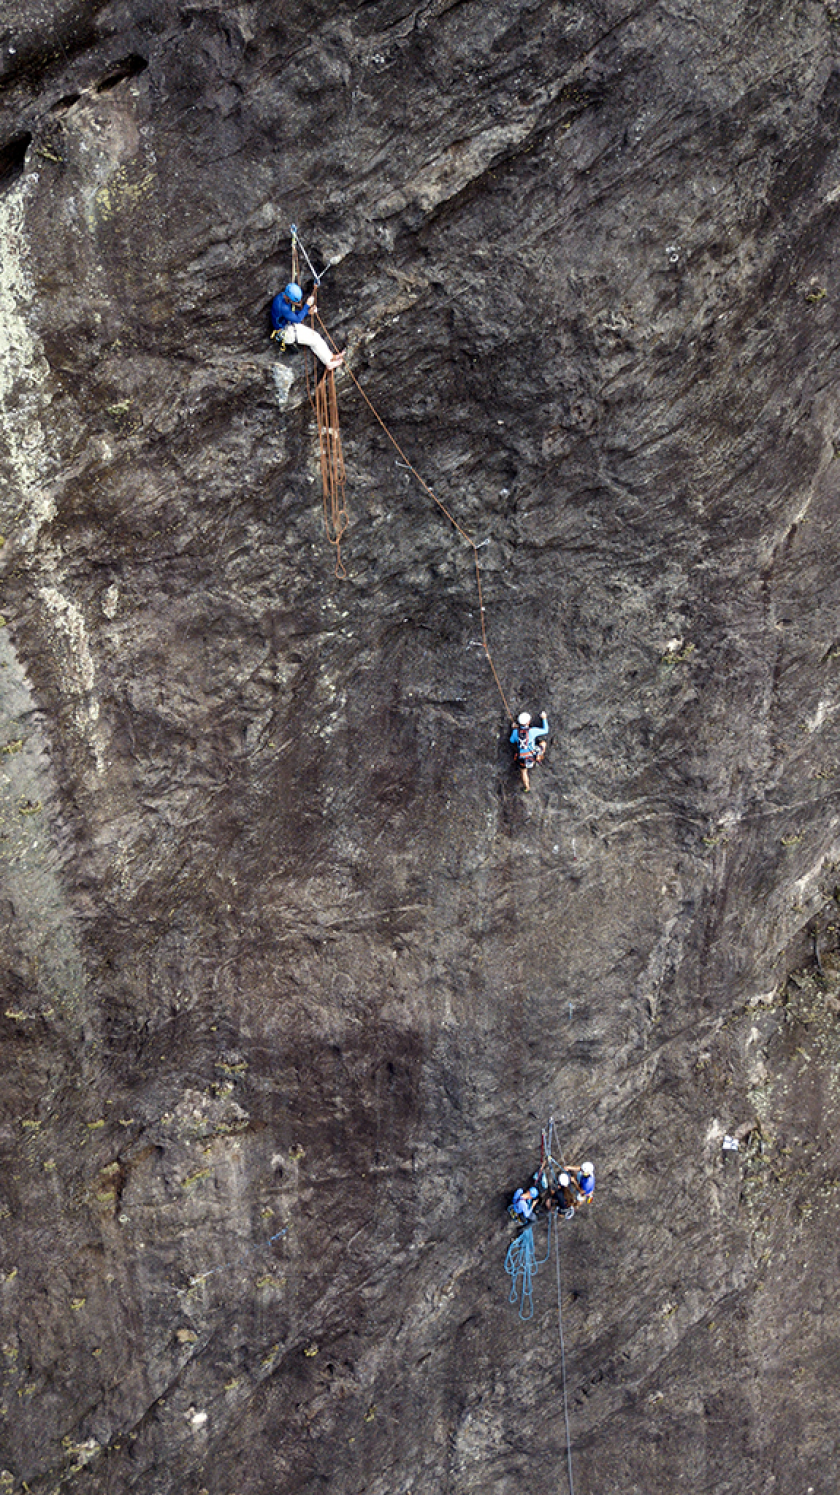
top-left (580, 1161), bottom-right (594, 1176)
top-left (518, 712), bottom-right (531, 726)
top-left (559, 1172), bottom-right (570, 1187)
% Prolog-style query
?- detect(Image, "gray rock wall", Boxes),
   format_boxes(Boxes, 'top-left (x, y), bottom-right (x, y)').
top-left (1, 2), bottom-right (840, 1492)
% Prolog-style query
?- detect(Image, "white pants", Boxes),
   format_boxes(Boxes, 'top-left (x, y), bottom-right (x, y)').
top-left (281, 321), bottom-right (334, 367)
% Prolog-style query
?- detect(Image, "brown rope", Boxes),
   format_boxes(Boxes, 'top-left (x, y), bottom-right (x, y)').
top-left (314, 310), bottom-right (514, 722)
top-left (288, 257), bottom-right (349, 580)
top-left (313, 366), bottom-right (348, 580)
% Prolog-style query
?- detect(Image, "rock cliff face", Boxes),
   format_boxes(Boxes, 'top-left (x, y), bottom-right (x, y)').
top-left (2, 2), bottom-right (840, 1492)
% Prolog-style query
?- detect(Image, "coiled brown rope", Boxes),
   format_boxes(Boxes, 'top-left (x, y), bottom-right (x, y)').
top-left (292, 267), bottom-right (349, 580)
top-left (313, 366), bottom-right (348, 580)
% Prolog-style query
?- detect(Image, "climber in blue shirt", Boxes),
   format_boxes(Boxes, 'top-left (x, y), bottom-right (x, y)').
top-left (510, 710), bottom-right (549, 792)
top-left (270, 282), bottom-right (344, 371)
top-left (568, 1161), bottom-right (595, 1209)
top-left (510, 1185), bottom-right (539, 1223)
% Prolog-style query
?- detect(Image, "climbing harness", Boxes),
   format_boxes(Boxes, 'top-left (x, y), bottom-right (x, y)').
top-left (516, 725), bottom-right (537, 768)
top-left (504, 1218), bottom-right (552, 1321)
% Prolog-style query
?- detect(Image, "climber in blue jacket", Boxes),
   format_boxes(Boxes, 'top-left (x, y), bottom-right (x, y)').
top-left (568, 1161), bottom-right (595, 1209)
top-left (510, 1185), bottom-right (539, 1223)
top-left (510, 710), bottom-right (548, 792)
top-left (270, 282), bottom-right (344, 371)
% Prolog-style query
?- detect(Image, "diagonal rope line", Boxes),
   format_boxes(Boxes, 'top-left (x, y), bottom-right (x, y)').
top-left (314, 311), bottom-right (514, 723)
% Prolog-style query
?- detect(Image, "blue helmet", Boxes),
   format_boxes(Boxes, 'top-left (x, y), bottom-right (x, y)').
top-left (284, 282), bottom-right (303, 303)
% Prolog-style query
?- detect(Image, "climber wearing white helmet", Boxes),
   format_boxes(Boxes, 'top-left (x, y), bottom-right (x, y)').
top-left (509, 709), bottom-right (549, 792)
top-left (567, 1160), bottom-right (595, 1209)
top-left (510, 1184), bottom-right (540, 1223)
top-left (549, 1171), bottom-right (577, 1219)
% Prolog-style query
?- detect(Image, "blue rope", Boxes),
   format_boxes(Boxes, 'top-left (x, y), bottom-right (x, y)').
top-left (504, 1216), bottom-right (552, 1320)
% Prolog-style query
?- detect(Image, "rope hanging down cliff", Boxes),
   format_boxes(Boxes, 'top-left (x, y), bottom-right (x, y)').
top-left (502, 1214), bottom-right (575, 1495)
top-left (506, 1117), bottom-right (586, 1495)
top-left (554, 1208), bottom-right (576, 1495)
top-left (312, 364), bottom-right (349, 580)
top-left (312, 306), bottom-right (514, 723)
top-left (543, 1119), bottom-right (580, 1495)
top-left (293, 229), bottom-right (349, 580)
top-left (275, 229), bottom-right (349, 578)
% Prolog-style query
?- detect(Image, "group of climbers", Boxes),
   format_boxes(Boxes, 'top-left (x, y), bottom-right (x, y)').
top-left (511, 1160), bottom-right (594, 1224)
top-left (271, 244), bottom-right (584, 1437)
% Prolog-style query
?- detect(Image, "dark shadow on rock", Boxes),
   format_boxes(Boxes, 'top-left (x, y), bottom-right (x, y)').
top-left (95, 54), bottom-right (148, 92)
top-left (0, 131), bottom-right (31, 190)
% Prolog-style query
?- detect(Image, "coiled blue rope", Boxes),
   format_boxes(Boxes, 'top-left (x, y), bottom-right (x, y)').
top-left (504, 1216), bottom-right (552, 1320)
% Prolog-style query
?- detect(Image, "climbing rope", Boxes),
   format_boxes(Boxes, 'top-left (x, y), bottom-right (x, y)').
top-left (287, 230), bottom-right (349, 580)
top-left (504, 1216), bottom-right (552, 1321)
top-left (291, 222), bottom-right (332, 287)
top-left (537, 1114), bottom-right (577, 1495)
top-left (313, 308), bottom-right (515, 724)
top-left (313, 367), bottom-right (349, 579)
top-left (554, 1214), bottom-right (576, 1495)
top-left (506, 1118), bottom-right (578, 1494)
